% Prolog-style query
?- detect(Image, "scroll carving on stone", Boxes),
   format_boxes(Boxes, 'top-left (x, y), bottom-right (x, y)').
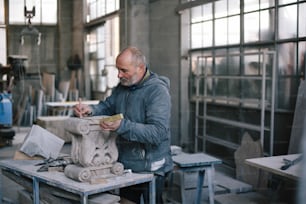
top-left (64, 116), bottom-right (124, 183)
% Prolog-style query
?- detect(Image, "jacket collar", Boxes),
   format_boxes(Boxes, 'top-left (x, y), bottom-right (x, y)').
top-left (129, 67), bottom-right (151, 90)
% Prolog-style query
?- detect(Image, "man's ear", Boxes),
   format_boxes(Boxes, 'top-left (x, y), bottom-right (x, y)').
top-left (140, 63), bottom-right (146, 70)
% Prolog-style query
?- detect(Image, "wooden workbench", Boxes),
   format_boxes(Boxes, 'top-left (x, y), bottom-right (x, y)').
top-left (245, 154), bottom-right (302, 181)
top-left (169, 153), bottom-right (222, 204)
top-left (0, 159), bottom-right (155, 204)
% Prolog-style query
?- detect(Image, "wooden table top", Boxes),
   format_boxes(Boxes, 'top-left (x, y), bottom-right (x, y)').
top-left (245, 154), bottom-right (302, 180)
top-left (172, 152), bottom-right (222, 168)
top-left (0, 159), bottom-right (154, 195)
top-left (45, 100), bottom-right (99, 107)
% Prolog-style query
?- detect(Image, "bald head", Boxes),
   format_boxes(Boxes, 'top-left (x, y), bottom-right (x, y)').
top-left (117, 47), bottom-right (146, 67)
top-left (116, 46), bottom-right (147, 86)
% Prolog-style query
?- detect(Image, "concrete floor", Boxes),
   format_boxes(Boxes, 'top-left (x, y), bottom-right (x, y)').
top-left (1, 126), bottom-right (31, 204)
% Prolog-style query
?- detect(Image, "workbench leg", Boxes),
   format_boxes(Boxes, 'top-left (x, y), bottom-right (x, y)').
top-left (195, 170), bottom-right (205, 204)
top-left (33, 177), bottom-right (39, 204)
top-left (0, 169), bottom-right (2, 204)
top-left (180, 171), bottom-right (186, 204)
top-left (206, 168), bottom-right (214, 204)
top-left (149, 176), bottom-right (156, 204)
top-left (81, 195), bottom-right (88, 204)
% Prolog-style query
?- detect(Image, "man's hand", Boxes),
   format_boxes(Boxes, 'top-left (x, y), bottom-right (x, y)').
top-left (100, 119), bottom-right (122, 131)
top-left (73, 103), bottom-right (92, 118)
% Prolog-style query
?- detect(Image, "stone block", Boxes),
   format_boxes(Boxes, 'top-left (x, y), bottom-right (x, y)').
top-left (36, 116), bottom-right (72, 142)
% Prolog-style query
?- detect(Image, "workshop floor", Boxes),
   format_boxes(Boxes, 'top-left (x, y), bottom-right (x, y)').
top-left (0, 126), bottom-right (31, 204)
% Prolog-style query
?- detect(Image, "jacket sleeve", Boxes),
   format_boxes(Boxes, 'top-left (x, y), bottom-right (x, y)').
top-left (89, 90), bottom-right (117, 116)
top-left (116, 84), bottom-right (171, 146)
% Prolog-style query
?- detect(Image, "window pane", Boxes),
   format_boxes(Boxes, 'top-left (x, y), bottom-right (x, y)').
top-left (228, 53), bottom-right (240, 75)
top-left (42, 0), bottom-right (57, 24)
top-left (279, 0), bottom-right (297, 5)
top-left (244, 12), bottom-right (259, 42)
top-left (89, 60), bottom-right (97, 75)
top-left (87, 0), bottom-right (119, 21)
top-left (298, 42), bottom-right (306, 74)
top-left (9, 0), bottom-right (56, 24)
top-left (29, 0), bottom-right (41, 24)
top-left (9, 0), bottom-right (24, 23)
top-left (242, 72), bottom-right (261, 99)
top-left (0, 0), bottom-right (4, 23)
top-left (88, 31), bottom-right (97, 53)
top-left (299, 3), bottom-right (306, 37)
top-left (0, 28), bottom-right (6, 64)
top-left (203, 21), bottom-right (213, 47)
top-left (191, 6), bottom-right (202, 23)
top-left (97, 42), bottom-right (105, 58)
top-left (260, 9), bottom-right (274, 41)
top-left (203, 3), bottom-right (212, 21)
top-left (191, 23), bottom-right (202, 49)
top-left (215, 0), bottom-right (227, 18)
top-left (244, 52), bottom-right (261, 75)
top-left (260, 0), bottom-right (274, 9)
top-left (244, 0), bottom-right (259, 13)
top-left (215, 18), bottom-right (227, 46)
top-left (97, 42), bottom-right (104, 58)
top-left (94, 60), bottom-right (106, 92)
top-left (98, 60), bottom-right (105, 73)
top-left (278, 42), bottom-right (297, 76)
top-left (191, 52), bottom-right (212, 74)
top-left (89, 1), bottom-right (97, 20)
top-left (192, 4), bottom-right (212, 23)
top-left (106, 0), bottom-right (116, 13)
top-left (228, 16), bottom-right (240, 44)
top-left (97, 26), bottom-right (104, 42)
top-left (278, 5), bottom-right (297, 39)
top-left (228, 0), bottom-right (240, 16)
top-left (98, 0), bottom-right (106, 17)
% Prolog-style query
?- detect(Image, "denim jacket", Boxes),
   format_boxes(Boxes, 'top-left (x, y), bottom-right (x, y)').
top-left (90, 70), bottom-right (173, 175)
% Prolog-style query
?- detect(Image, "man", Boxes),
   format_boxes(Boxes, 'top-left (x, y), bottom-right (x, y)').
top-left (74, 46), bottom-right (173, 203)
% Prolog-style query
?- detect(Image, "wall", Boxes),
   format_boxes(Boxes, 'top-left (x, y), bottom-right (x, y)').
top-left (149, 0), bottom-right (181, 145)
top-left (119, 0), bottom-right (181, 145)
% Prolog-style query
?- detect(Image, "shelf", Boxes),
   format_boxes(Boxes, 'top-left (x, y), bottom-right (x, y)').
top-left (192, 51), bottom-right (276, 156)
top-left (191, 96), bottom-right (271, 109)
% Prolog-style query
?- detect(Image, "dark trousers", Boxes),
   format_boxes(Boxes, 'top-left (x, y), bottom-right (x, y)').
top-left (120, 174), bottom-right (167, 204)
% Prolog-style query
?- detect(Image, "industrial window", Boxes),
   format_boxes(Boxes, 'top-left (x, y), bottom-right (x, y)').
top-left (85, 0), bottom-right (120, 97)
top-left (9, 0), bottom-right (57, 24)
top-left (86, 0), bottom-right (120, 22)
top-left (187, 0), bottom-right (306, 110)
top-left (183, 0), bottom-right (306, 158)
top-left (0, 0), bottom-right (6, 64)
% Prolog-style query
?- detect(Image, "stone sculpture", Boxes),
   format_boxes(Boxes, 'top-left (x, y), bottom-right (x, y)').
top-left (64, 116), bottom-right (124, 182)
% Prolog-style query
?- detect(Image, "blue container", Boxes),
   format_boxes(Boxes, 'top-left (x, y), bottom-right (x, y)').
top-left (0, 93), bottom-right (13, 126)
